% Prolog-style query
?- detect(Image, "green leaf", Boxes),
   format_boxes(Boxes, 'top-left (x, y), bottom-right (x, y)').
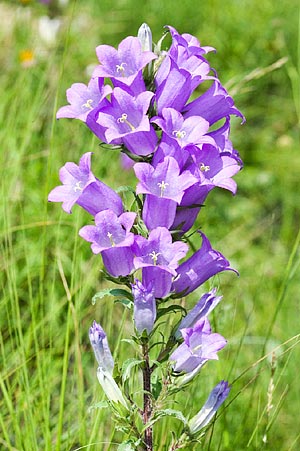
top-left (143, 408), bottom-right (188, 431)
top-left (122, 358), bottom-right (143, 383)
top-left (114, 299), bottom-right (133, 309)
top-left (92, 288), bottom-right (132, 305)
top-left (87, 401), bottom-right (109, 413)
top-left (156, 304), bottom-right (186, 320)
top-left (117, 440), bottom-right (137, 451)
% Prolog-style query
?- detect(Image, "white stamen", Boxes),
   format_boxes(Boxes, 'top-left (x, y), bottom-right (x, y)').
top-left (107, 231), bottom-right (115, 247)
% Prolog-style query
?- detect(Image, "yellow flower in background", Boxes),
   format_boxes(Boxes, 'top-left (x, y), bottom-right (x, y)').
top-left (19, 49), bottom-right (35, 68)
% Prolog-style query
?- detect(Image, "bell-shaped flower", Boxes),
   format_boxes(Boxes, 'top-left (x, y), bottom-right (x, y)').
top-left (133, 227), bottom-right (188, 298)
top-left (132, 279), bottom-right (156, 335)
top-left (167, 25), bottom-right (216, 58)
top-left (175, 288), bottom-right (222, 339)
top-left (185, 143), bottom-right (242, 195)
top-left (134, 156), bottom-right (197, 229)
top-left (48, 152), bottom-right (123, 216)
top-left (89, 320), bottom-right (114, 374)
top-left (183, 80), bottom-right (245, 126)
top-left (56, 77), bottom-right (111, 122)
top-left (188, 380), bottom-right (231, 434)
top-left (152, 107), bottom-right (211, 149)
top-left (92, 36), bottom-right (157, 95)
top-left (79, 210), bottom-right (136, 277)
top-left (170, 317), bottom-right (226, 375)
top-left (172, 232), bottom-right (237, 296)
top-left (154, 58), bottom-right (193, 115)
top-left (96, 88), bottom-right (158, 156)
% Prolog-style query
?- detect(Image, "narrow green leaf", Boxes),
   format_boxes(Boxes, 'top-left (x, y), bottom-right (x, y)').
top-left (122, 358), bottom-right (143, 383)
top-left (156, 304), bottom-right (186, 320)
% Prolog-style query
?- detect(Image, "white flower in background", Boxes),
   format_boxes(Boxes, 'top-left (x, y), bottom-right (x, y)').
top-left (38, 15), bottom-right (61, 46)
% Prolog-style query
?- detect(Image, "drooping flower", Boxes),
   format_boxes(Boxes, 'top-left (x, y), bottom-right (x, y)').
top-left (183, 80), bottom-right (245, 125)
top-left (56, 77), bottom-right (112, 122)
top-left (48, 152), bottom-right (123, 216)
top-left (172, 233), bottom-right (237, 296)
top-left (175, 288), bottom-right (222, 339)
top-left (79, 210), bottom-right (136, 277)
top-left (170, 317), bottom-right (226, 375)
top-left (188, 380), bottom-right (231, 434)
top-left (132, 279), bottom-right (156, 334)
top-left (133, 227), bottom-right (188, 298)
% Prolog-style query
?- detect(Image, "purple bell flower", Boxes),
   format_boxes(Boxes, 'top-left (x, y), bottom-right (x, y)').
top-left (79, 210), bottom-right (136, 277)
top-left (170, 317), bottom-right (226, 374)
top-left (56, 77), bottom-right (111, 122)
top-left (134, 156), bottom-right (197, 229)
top-left (96, 88), bottom-right (158, 156)
top-left (132, 279), bottom-right (156, 334)
top-left (189, 380), bottom-right (231, 434)
top-left (92, 36), bottom-right (157, 95)
top-left (133, 227), bottom-right (188, 298)
top-left (48, 152), bottom-right (123, 216)
top-left (172, 233), bottom-right (237, 296)
top-left (175, 288), bottom-right (222, 339)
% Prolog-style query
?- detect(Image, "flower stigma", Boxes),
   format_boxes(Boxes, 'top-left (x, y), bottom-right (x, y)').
top-left (200, 162), bottom-right (210, 172)
top-left (117, 113), bottom-right (136, 131)
top-left (74, 181), bottom-right (83, 192)
top-left (116, 62), bottom-right (127, 76)
top-left (157, 180), bottom-right (169, 197)
top-left (149, 250), bottom-right (161, 265)
top-left (82, 99), bottom-right (94, 110)
top-left (173, 130), bottom-right (187, 140)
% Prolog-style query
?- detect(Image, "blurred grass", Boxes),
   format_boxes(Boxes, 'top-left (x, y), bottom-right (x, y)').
top-left (0, 0), bottom-right (300, 450)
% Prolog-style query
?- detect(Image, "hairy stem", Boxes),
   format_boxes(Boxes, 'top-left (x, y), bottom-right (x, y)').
top-left (142, 343), bottom-right (153, 451)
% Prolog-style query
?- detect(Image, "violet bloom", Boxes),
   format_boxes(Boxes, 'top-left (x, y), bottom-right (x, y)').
top-left (133, 227), bottom-right (188, 298)
top-left (172, 233), bottom-right (237, 296)
top-left (154, 58), bottom-right (193, 115)
top-left (183, 80), bottom-right (245, 126)
top-left (170, 317), bottom-right (226, 374)
top-left (48, 152), bottom-right (123, 216)
top-left (152, 107), bottom-right (211, 148)
top-left (79, 210), bottom-right (136, 277)
top-left (57, 77), bottom-right (111, 122)
top-left (134, 156), bottom-right (197, 229)
top-left (89, 320), bottom-right (114, 374)
top-left (93, 36), bottom-right (157, 95)
top-left (96, 88), bottom-right (158, 156)
top-left (175, 288), bottom-right (222, 339)
top-left (189, 381), bottom-right (231, 434)
top-left (132, 279), bottom-right (156, 335)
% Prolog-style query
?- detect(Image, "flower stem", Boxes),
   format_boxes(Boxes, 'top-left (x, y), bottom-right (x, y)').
top-left (142, 342), bottom-right (153, 451)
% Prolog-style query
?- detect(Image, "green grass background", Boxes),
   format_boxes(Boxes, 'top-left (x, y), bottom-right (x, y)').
top-left (1, 0), bottom-right (300, 450)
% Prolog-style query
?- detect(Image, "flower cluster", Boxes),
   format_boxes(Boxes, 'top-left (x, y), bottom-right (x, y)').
top-left (49, 23), bottom-right (243, 448)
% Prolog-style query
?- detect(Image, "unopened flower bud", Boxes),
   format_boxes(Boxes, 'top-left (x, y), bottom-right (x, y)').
top-left (137, 23), bottom-right (152, 52)
top-left (89, 321), bottom-right (114, 374)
